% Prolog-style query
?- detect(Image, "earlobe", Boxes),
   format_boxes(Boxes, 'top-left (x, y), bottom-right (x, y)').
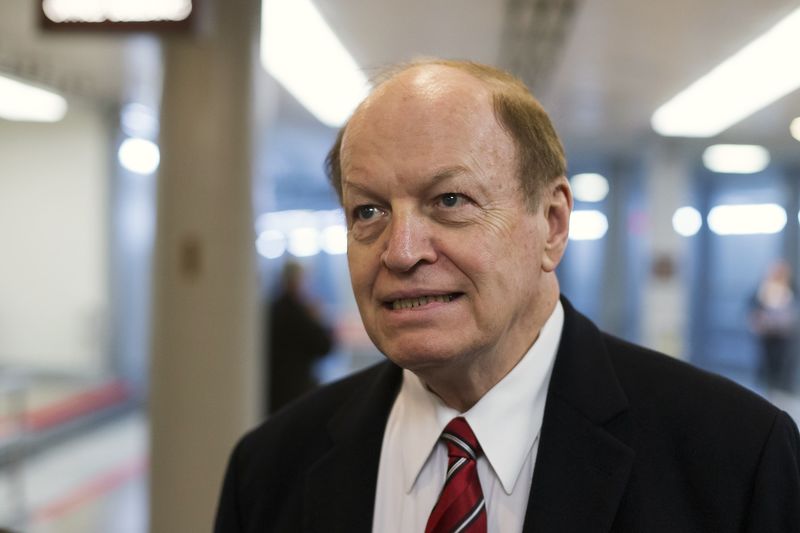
top-left (542, 177), bottom-right (573, 272)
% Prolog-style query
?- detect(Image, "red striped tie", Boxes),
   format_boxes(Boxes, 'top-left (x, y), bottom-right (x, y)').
top-left (425, 417), bottom-right (487, 533)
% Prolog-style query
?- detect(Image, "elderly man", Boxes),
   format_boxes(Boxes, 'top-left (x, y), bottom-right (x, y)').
top-left (215, 60), bottom-right (800, 532)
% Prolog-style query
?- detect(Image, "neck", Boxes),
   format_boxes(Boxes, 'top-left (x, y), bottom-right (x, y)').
top-left (422, 362), bottom-right (516, 412)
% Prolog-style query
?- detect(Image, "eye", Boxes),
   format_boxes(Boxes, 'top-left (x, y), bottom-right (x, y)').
top-left (354, 205), bottom-right (382, 221)
top-left (437, 193), bottom-right (465, 208)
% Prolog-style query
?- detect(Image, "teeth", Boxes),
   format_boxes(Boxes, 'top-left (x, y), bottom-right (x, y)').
top-left (392, 294), bottom-right (454, 310)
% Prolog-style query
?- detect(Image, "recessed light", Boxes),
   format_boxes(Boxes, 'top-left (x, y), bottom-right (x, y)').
top-left (672, 207), bottom-right (702, 237)
top-left (569, 210), bottom-right (608, 241)
top-left (702, 144), bottom-right (769, 174)
top-left (118, 138), bottom-right (161, 175)
top-left (790, 117), bottom-right (800, 142)
top-left (570, 173), bottom-right (609, 202)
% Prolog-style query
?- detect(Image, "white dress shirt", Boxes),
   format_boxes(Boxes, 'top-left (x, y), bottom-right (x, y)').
top-left (372, 301), bottom-right (564, 533)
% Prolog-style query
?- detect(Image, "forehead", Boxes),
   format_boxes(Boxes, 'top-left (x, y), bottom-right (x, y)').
top-left (340, 66), bottom-right (513, 173)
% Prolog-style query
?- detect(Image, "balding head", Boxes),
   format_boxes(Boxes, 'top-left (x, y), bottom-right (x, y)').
top-left (337, 59), bottom-right (573, 409)
top-left (326, 59), bottom-right (567, 210)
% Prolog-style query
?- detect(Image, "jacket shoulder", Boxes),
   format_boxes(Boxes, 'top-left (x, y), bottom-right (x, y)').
top-left (216, 361), bottom-right (399, 532)
top-left (237, 361), bottom-right (395, 462)
top-left (599, 333), bottom-right (800, 529)
top-left (604, 332), bottom-right (778, 425)
top-left (601, 332), bottom-right (792, 483)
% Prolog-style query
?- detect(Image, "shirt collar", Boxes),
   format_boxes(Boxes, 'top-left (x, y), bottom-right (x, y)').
top-left (396, 300), bottom-right (564, 494)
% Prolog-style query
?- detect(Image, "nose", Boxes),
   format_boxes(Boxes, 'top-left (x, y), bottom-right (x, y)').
top-left (380, 210), bottom-right (437, 272)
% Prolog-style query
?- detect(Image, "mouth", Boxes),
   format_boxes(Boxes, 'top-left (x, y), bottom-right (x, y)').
top-left (385, 293), bottom-right (464, 310)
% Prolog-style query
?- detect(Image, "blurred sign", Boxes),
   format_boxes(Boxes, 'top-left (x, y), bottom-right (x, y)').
top-left (41, 0), bottom-right (194, 31)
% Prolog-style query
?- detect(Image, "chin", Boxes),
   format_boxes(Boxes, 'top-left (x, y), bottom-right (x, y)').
top-left (379, 339), bottom-right (473, 373)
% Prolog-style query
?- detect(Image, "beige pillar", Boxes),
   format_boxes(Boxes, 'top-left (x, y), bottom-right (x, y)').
top-left (149, 1), bottom-right (261, 531)
top-left (641, 138), bottom-right (695, 359)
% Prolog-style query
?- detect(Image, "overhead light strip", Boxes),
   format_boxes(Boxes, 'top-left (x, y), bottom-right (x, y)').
top-left (255, 209), bottom-right (347, 259)
top-left (261, 0), bottom-right (369, 127)
top-left (652, 7), bottom-right (800, 137)
top-left (42, 0), bottom-right (192, 22)
top-left (702, 144), bottom-right (770, 174)
top-left (707, 204), bottom-right (786, 235)
top-left (0, 74), bottom-right (68, 122)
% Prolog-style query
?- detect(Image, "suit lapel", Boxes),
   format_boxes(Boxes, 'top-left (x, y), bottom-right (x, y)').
top-left (303, 362), bottom-right (402, 533)
top-left (522, 298), bottom-right (635, 533)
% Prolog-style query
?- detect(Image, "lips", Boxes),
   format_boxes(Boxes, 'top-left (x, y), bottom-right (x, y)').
top-left (388, 293), bottom-right (462, 310)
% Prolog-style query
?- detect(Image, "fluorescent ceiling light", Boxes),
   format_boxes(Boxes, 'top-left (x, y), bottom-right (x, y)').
top-left (569, 210), bottom-right (608, 241)
top-left (702, 144), bottom-right (770, 174)
top-left (791, 117), bottom-right (800, 142)
top-left (320, 224), bottom-right (347, 255)
top-left (570, 173), bottom-right (609, 202)
top-left (261, 0), bottom-right (369, 127)
top-left (288, 227), bottom-right (321, 257)
top-left (256, 209), bottom-right (347, 257)
top-left (42, 0), bottom-right (192, 22)
top-left (708, 203), bottom-right (786, 235)
top-left (256, 209), bottom-right (343, 234)
top-left (0, 74), bottom-right (67, 122)
top-left (256, 229), bottom-right (287, 259)
top-left (118, 138), bottom-right (160, 174)
top-left (672, 206), bottom-right (702, 237)
top-left (652, 7), bottom-right (800, 137)
top-left (121, 103), bottom-right (159, 138)
top-left (257, 209), bottom-right (317, 234)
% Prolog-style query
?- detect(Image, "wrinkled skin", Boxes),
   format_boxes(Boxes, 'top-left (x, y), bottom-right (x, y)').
top-left (340, 65), bottom-right (572, 411)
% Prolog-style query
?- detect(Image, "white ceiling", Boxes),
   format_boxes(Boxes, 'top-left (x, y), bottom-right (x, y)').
top-left (2, 0), bottom-right (799, 168)
top-left (545, 0), bottom-right (800, 160)
top-left (312, 0), bottom-right (800, 162)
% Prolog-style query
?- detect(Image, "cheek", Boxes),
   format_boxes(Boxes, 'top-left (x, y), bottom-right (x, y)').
top-left (347, 246), bottom-right (378, 293)
top-left (461, 226), bottom-right (542, 291)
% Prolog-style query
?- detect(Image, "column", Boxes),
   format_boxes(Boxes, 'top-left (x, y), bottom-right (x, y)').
top-left (641, 138), bottom-right (695, 358)
top-left (600, 155), bottom-right (635, 339)
top-left (148, 0), bottom-right (261, 531)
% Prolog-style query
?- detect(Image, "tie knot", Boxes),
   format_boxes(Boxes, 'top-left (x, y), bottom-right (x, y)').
top-left (441, 417), bottom-right (480, 460)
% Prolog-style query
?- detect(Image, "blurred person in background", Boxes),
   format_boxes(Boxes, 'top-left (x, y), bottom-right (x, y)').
top-left (217, 59), bottom-right (800, 532)
top-left (750, 260), bottom-right (799, 395)
top-left (265, 260), bottom-right (333, 414)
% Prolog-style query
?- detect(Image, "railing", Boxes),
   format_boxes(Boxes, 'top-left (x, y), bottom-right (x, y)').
top-left (0, 368), bottom-right (29, 529)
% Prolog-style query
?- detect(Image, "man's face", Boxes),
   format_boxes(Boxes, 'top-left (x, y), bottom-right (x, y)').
top-left (340, 67), bottom-right (553, 375)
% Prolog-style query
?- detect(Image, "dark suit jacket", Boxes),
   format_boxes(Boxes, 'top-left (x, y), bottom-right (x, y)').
top-left (215, 298), bottom-right (800, 532)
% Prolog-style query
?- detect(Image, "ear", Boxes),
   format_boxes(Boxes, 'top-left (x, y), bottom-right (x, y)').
top-left (541, 176), bottom-right (573, 272)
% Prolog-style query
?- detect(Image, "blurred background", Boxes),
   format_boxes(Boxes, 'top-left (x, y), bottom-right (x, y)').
top-left (1, 0), bottom-right (800, 531)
